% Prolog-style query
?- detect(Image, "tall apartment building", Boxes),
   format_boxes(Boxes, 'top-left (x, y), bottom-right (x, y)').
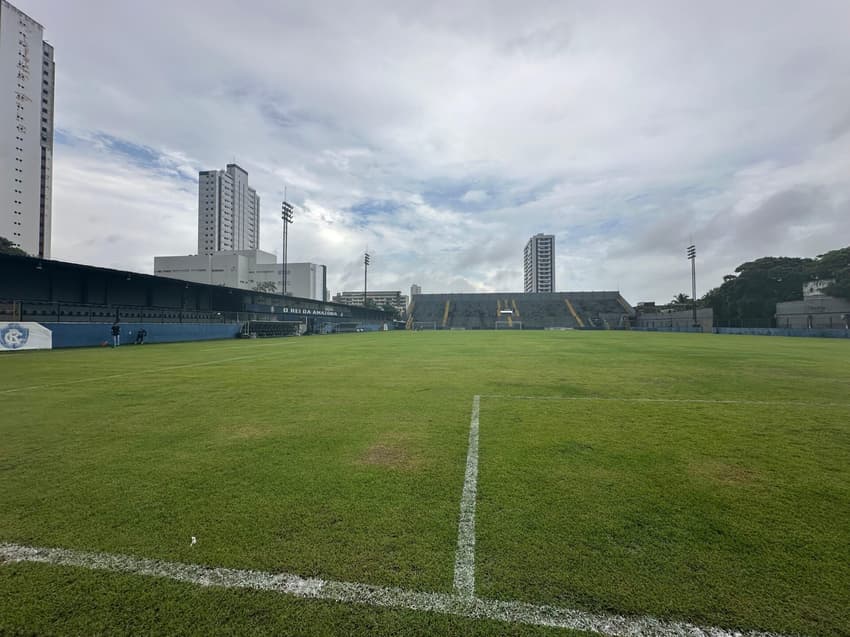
top-left (410, 283), bottom-right (421, 299)
top-left (0, 0), bottom-right (54, 257)
top-left (523, 233), bottom-right (555, 293)
top-left (197, 164), bottom-right (259, 256)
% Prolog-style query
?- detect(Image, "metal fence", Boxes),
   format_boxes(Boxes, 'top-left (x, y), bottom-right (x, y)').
top-left (1, 299), bottom-right (321, 325)
top-left (1, 299), bottom-right (394, 334)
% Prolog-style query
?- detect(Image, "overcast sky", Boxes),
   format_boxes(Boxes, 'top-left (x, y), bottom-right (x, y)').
top-left (21, 0), bottom-right (850, 302)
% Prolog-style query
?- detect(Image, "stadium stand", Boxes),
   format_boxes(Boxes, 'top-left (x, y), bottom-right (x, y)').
top-left (0, 253), bottom-right (391, 347)
top-left (243, 321), bottom-right (303, 338)
top-left (408, 292), bottom-right (634, 330)
top-left (568, 292), bottom-right (635, 329)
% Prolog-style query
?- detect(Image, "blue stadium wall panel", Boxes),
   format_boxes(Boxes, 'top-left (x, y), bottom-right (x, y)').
top-left (634, 326), bottom-right (850, 338)
top-left (41, 322), bottom-right (242, 348)
top-left (714, 327), bottom-right (850, 338)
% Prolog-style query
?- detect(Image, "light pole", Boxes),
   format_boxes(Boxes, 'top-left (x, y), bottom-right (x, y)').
top-left (281, 200), bottom-right (294, 297)
top-left (687, 244), bottom-right (697, 328)
top-left (363, 252), bottom-right (370, 307)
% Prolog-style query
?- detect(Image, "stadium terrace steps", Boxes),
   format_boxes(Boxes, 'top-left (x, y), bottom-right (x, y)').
top-left (405, 300), bottom-right (416, 330)
top-left (564, 298), bottom-right (585, 327)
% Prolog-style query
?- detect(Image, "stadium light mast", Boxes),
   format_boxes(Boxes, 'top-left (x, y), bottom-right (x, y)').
top-left (281, 198), bottom-right (294, 297)
top-left (363, 251), bottom-right (370, 307)
top-left (687, 244), bottom-right (698, 328)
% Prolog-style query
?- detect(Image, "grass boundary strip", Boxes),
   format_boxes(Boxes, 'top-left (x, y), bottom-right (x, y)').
top-left (452, 394), bottom-right (480, 597)
top-left (0, 345), bottom-right (295, 395)
top-left (0, 543), bottom-right (791, 637)
top-left (481, 394), bottom-right (850, 407)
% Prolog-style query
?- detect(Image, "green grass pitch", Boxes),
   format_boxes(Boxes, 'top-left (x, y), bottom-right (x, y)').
top-left (0, 331), bottom-right (848, 636)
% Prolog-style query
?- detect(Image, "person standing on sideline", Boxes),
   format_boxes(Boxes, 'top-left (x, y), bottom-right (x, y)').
top-left (135, 328), bottom-right (147, 344)
top-left (111, 321), bottom-right (121, 348)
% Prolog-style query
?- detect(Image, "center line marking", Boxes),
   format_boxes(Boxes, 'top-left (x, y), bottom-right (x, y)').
top-left (453, 394), bottom-right (480, 597)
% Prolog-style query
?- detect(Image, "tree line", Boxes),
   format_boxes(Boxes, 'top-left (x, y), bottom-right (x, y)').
top-left (671, 246), bottom-right (850, 324)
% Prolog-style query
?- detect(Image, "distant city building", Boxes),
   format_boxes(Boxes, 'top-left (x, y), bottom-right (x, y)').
top-left (0, 0), bottom-right (54, 257)
top-left (523, 233), bottom-right (555, 293)
top-left (776, 281), bottom-right (850, 329)
top-left (154, 250), bottom-right (327, 301)
top-left (410, 284), bottom-right (421, 298)
top-left (333, 290), bottom-right (408, 315)
top-left (197, 164), bottom-right (259, 256)
top-left (803, 279), bottom-right (834, 298)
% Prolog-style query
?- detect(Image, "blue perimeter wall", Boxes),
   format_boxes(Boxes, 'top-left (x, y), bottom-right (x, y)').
top-left (42, 322), bottom-right (242, 348)
top-left (634, 326), bottom-right (850, 338)
top-left (714, 327), bottom-right (850, 338)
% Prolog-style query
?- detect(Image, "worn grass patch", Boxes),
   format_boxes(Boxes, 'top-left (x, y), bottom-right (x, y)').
top-left (216, 422), bottom-right (279, 440)
top-left (688, 459), bottom-right (760, 486)
top-left (358, 433), bottom-right (424, 470)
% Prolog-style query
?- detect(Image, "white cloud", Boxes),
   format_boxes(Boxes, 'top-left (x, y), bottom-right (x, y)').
top-left (18, 0), bottom-right (850, 302)
top-left (460, 190), bottom-right (488, 203)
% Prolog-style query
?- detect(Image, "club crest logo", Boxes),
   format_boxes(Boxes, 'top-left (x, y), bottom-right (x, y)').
top-left (0, 323), bottom-right (30, 349)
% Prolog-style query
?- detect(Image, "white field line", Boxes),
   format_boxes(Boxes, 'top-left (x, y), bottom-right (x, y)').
top-left (0, 349), bottom-right (290, 395)
top-left (453, 394), bottom-right (480, 597)
top-left (481, 394), bottom-right (850, 408)
top-left (0, 542), bottom-right (791, 637)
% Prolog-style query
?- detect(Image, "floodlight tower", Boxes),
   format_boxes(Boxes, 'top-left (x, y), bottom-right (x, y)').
top-left (281, 199), bottom-right (294, 297)
top-left (687, 244), bottom-right (698, 327)
top-left (363, 251), bottom-right (371, 307)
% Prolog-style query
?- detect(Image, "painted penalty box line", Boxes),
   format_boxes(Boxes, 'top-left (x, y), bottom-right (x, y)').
top-left (480, 394), bottom-right (850, 408)
top-left (453, 394), bottom-right (480, 597)
top-left (0, 543), bottom-right (793, 637)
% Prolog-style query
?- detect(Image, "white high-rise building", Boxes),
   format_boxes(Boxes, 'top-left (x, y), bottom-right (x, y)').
top-left (197, 164), bottom-right (259, 255)
top-left (523, 233), bottom-right (555, 293)
top-left (410, 283), bottom-right (421, 299)
top-left (0, 0), bottom-right (54, 257)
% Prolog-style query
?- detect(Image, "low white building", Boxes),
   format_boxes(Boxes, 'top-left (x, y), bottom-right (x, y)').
top-left (803, 279), bottom-right (834, 298)
top-left (154, 250), bottom-right (327, 301)
top-left (776, 280), bottom-right (849, 330)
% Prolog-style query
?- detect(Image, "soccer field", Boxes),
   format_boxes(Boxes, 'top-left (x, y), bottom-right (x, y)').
top-left (1, 331), bottom-right (848, 636)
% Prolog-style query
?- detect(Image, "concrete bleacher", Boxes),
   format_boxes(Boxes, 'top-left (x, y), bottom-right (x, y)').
top-left (511, 294), bottom-right (578, 329)
top-left (408, 292), bottom-right (634, 330)
top-left (567, 292), bottom-right (635, 329)
top-left (244, 320), bottom-right (303, 338)
top-left (17, 301), bottom-right (233, 324)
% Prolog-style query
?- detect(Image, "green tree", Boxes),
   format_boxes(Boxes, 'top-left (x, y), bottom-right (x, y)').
top-left (0, 236), bottom-right (27, 256)
top-left (381, 303), bottom-right (399, 318)
top-left (253, 281), bottom-right (278, 294)
top-left (700, 256), bottom-right (814, 324)
top-left (670, 293), bottom-right (691, 307)
top-left (806, 247), bottom-right (850, 300)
